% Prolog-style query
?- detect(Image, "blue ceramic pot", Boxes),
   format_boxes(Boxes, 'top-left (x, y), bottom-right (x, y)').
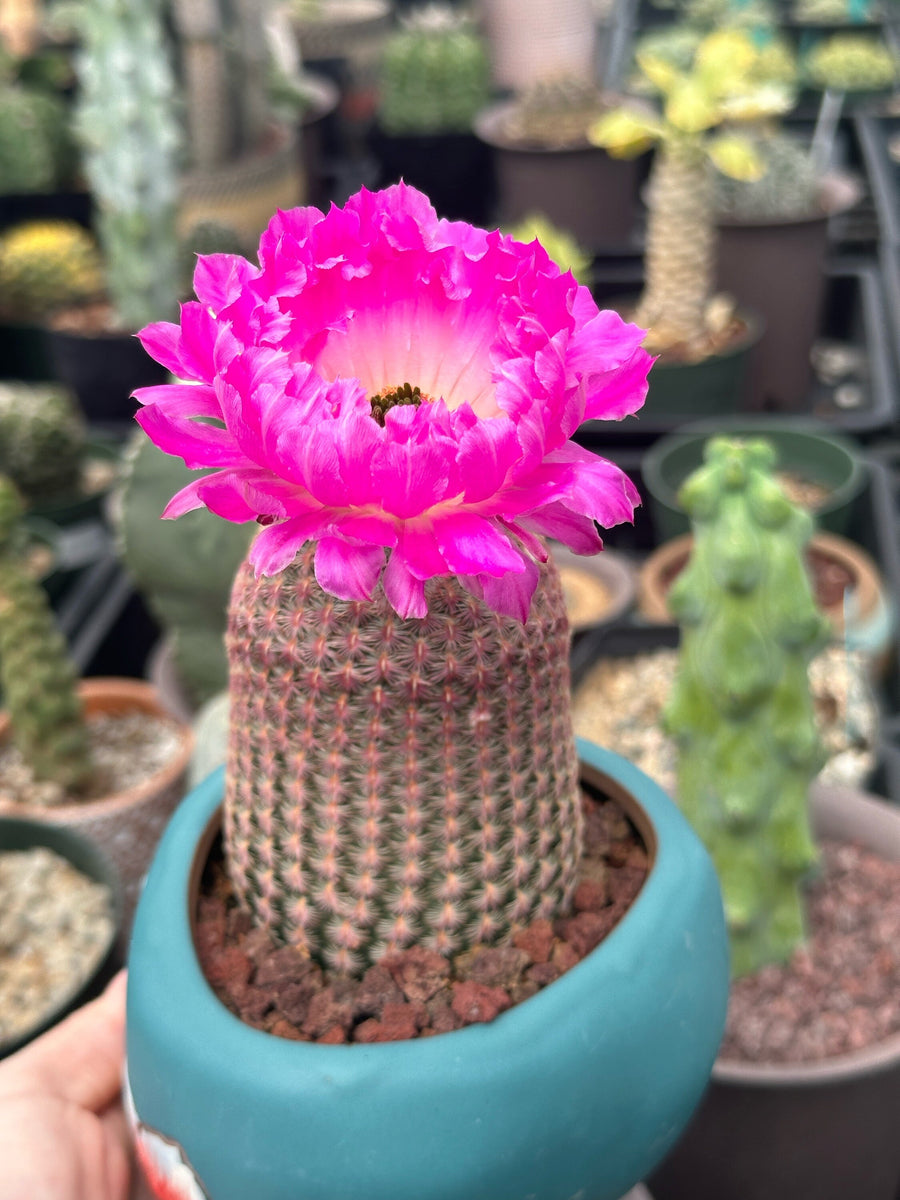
top-left (126, 741), bottom-right (729, 1200)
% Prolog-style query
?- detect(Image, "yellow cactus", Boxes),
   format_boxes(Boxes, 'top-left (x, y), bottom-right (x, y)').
top-left (0, 220), bottom-right (105, 321)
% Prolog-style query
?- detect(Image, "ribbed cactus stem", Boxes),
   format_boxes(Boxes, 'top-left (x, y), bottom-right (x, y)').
top-left (663, 437), bottom-right (829, 978)
top-left (225, 544), bottom-right (582, 974)
top-left (0, 478), bottom-right (92, 792)
top-left (73, 0), bottom-right (181, 330)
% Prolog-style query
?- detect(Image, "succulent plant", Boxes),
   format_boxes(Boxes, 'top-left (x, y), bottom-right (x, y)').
top-left (0, 382), bottom-right (86, 502)
top-left (378, 5), bottom-right (490, 136)
top-left (591, 31), bottom-right (792, 352)
top-left (115, 431), bottom-right (253, 710)
top-left (663, 437), bottom-right (829, 978)
top-left (70, 0), bottom-right (182, 331)
top-left (498, 76), bottom-right (613, 150)
top-left (803, 33), bottom-right (898, 92)
top-left (793, 0), bottom-right (877, 22)
top-left (0, 83), bottom-right (73, 195)
top-left (226, 546), bottom-right (580, 972)
top-left (0, 475), bottom-right (92, 791)
top-left (714, 132), bottom-right (822, 220)
top-left (0, 220), bottom-right (105, 320)
top-left (504, 214), bottom-right (590, 284)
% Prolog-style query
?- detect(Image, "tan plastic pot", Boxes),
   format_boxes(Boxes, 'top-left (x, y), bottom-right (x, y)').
top-left (0, 678), bottom-right (193, 931)
top-left (649, 781), bottom-right (900, 1200)
top-left (638, 531), bottom-right (893, 673)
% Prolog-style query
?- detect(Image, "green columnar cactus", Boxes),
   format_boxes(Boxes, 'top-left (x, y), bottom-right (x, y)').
top-left (0, 476), bottom-right (92, 791)
top-left (115, 431), bottom-right (254, 709)
top-left (226, 546), bottom-right (580, 974)
top-left (0, 220), bottom-right (105, 320)
top-left (803, 33), bottom-right (898, 92)
top-left (0, 84), bottom-right (71, 194)
top-left (590, 31), bottom-right (792, 353)
top-left (663, 437), bottom-right (829, 978)
top-left (0, 383), bottom-right (86, 501)
top-left (71, 0), bottom-right (182, 331)
top-left (378, 6), bottom-right (490, 136)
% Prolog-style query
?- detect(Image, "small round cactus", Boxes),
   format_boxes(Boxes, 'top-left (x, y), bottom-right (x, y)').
top-left (0, 382), bottom-right (86, 502)
top-left (714, 133), bottom-right (822, 220)
top-left (0, 220), bottom-right (105, 320)
top-left (663, 437), bottom-right (830, 978)
top-left (804, 34), bottom-right (898, 92)
top-left (0, 85), bottom-right (73, 195)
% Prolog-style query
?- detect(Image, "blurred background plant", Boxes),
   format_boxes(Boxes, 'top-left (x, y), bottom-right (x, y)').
top-left (0, 219), bottom-right (104, 321)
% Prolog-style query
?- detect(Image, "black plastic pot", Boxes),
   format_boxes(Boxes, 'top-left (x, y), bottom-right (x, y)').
top-left (640, 417), bottom-right (868, 542)
top-left (0, 816), bottom-right (121, 1059)
top-left (715, 173), bottom-right (861, 411)
top-left (368, 126), bottom-right (496, 226)
top-left (0, 319), bottom-right (54, 381)
top-left (473, 101), bottom-right (642, 252)
top-left (46, 325), bottom-right (167, 427)
top-left (0, 190), bottom-right (93, 235)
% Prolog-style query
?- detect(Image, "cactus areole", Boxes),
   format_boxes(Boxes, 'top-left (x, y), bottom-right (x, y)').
top-left (663, 436), bottom-right (830, 978)
top-left (134, 184), bottom-right (652, 972)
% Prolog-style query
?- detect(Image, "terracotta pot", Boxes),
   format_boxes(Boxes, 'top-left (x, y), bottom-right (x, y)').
top-left (125, 742), bottom-right (729, 1200)
top-left (648, 781), bottom-right (900, 1200)
top-left (0, 678), bottom-right (193, 931)
top-left (551, 543), bottom-right (639, 632)
top-left (716, 172), bottom-right (863, 411)
top-left (638, 530), bottom-right (893, 671)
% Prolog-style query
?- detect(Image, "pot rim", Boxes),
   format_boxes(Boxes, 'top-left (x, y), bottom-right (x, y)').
top-left (132, 739), bottom-right (726, 1067)
top-left (714, 780), bottom-right (900, 1087)
top-left (714, 169), bottom-right (864, 230)
top-left (0, 678), bottom-right (194, 821)
top-left (473, 97), bottom-right (619, 155)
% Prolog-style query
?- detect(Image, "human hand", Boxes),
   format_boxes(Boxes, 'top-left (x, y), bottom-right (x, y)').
top-left (0, 970), bottom-right (131, 1200)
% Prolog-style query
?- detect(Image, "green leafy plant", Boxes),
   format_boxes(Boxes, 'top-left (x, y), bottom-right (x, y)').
top-left (69, 0), bottom-right (182, 330)
top-left (378, 5), bottom-right (490, 136)
top-left (0, 475), bottom-right (92, 792)
top-left (0, 382), bottom-right (86, 502)
top-left (663, 437), bottom-right (829, 977)
top-left (0, 219), bottom-right (105, 319)
top-left (803, 33), bottom-right (898, 92)
top-left (590, 30), bottom-right (792, 352)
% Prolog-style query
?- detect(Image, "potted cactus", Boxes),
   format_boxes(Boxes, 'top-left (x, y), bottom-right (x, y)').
top-left (474, 76), bottom-right (643, 250)
top-left (41, 0), bottom-right (180, 423)
top-left (124, 183), bottom-right (730, 1200)
top-left (0, 475), bottom-right (193, 926)
top-left (369, 5), bottom-right (494, 224)
top-left (589, 30), bottom-right (793, 418)
top-left (644, 437), bottom-right (900, 1200)
top-left (0, 218), bottom-right (103, 380)
top-left (802, 31), bottom-right (898, 98)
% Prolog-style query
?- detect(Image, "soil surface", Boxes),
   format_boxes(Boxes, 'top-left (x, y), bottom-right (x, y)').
top-left (721, 839), bottom-right (900, 1064)
top-left (194, 787), bottom-right (649, 1043)
top-left (0, 711), bottom-right (184, 807)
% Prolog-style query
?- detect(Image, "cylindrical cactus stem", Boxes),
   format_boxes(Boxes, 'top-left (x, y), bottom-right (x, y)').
top-left (225, 544), bottom-right (582, 974)
top-left (663, 437), bottom-right (830, 978)
top-left (0, 477), bottom-right (92, 793)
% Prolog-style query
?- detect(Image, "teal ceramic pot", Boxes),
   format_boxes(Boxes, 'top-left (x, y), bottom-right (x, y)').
top-left (126, 740), bottom-right (729, 1200)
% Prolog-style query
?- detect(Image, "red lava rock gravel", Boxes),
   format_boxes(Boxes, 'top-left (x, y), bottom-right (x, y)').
top-left (721, 840), bottom-right (900, 1064)
top-left (194, 788), bottom-right (649, 1043)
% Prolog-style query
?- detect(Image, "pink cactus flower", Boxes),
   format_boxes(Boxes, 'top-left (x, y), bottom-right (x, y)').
top-left (135, 184), bottom-right (651, 620)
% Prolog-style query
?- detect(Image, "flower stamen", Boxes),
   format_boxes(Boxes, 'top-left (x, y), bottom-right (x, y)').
top-left (369, 382), bottom-right (426, 427)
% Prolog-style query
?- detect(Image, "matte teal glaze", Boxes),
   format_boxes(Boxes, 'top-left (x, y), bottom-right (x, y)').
top-left (126, 741), bottom-right (729, 1200)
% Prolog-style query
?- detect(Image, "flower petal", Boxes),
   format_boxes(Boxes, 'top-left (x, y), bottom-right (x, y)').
top-left (315, 538), bottom-right (384, 601)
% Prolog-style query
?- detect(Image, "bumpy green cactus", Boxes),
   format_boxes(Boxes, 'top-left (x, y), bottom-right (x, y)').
top-left (0, 475), bottom-right (92, 791)
top-left (0, 84), bottom-right (72, 194)
top-left (379, 6), bottom-right (490, 136)
top-left (715, 133), bottom-right (822, 220)
top-left (115, 431), bottom-right (253, 709)
top-left (0, 383), bottom-right (86, 502)
top-left (0, 220), bottom-right (105, 319)
top-left (663, 437), bottom-right (830, 978)
top-left (804, 33), bottom-right (897, 91)
top-left (70, 0), bottom-right (182, 330)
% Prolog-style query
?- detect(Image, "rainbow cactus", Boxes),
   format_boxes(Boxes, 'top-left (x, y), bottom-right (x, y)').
top-left (134, 184), bottom-right (651, 974)
top-left (663, 437), bottom-right (829, 977)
